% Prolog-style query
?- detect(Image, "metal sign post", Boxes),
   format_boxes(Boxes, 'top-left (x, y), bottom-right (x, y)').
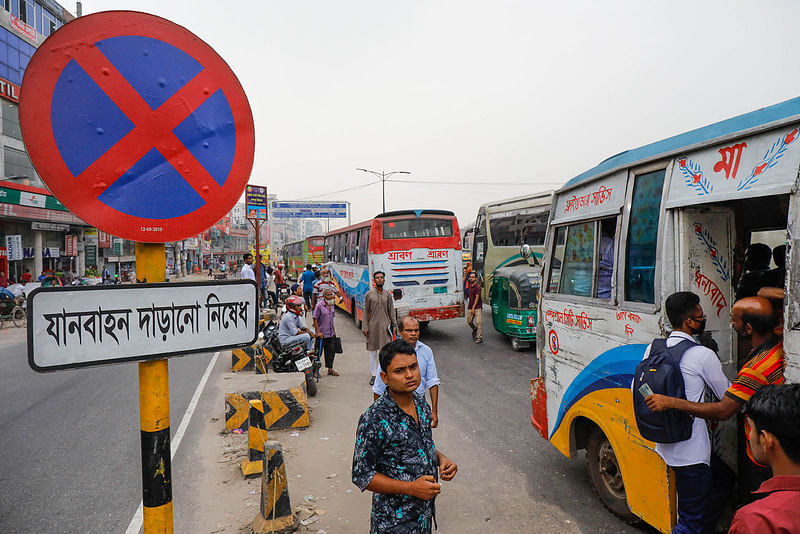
top-left (246, 185), bottom-right (268, 290)
top-left (136, 242), bottom-right (171, 531)
top-left (19, 12), bottom-right (256, 534)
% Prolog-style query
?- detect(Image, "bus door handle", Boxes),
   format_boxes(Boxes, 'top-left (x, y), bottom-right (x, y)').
top-left (545, 321), bottom-right (553, 327)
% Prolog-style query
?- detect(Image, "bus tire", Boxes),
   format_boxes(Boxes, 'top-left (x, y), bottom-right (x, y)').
top-left (353, 301), bottom-right (362, 329)
top-left (586, 427), bottom-right (639, 524)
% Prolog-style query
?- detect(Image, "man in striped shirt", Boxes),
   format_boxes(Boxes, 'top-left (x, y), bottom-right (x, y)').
top-left (646, 296), bottom-right (784, 500)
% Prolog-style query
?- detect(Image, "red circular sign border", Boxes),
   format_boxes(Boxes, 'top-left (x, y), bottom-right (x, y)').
top-left (548, 329), bottom-right (559, 355)
top-left (19, 11), bottom-right (255, 243)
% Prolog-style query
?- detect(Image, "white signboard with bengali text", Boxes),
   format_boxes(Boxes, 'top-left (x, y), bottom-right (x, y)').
top-left (551, 170), bottom-right (627, 225)
top-left (5, 234), bottom-right (22, 261)
top-left (27, 280), bottom-right (258, 372)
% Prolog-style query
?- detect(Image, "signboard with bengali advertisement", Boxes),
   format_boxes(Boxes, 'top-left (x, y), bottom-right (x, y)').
top-left (245, 185), bottom-right (267, 220)
top-left (5, 235), bottom-right (23, 261)
top-left (27, 280), bottom-right (258, 371)
top-left (64, 235), bottom-right (78, 257)
top-left (9, 14), bottom-right (36, 42)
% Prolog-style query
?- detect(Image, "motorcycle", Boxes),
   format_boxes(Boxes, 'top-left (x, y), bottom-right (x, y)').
top-left (256, 320), bottom-right (321, 396)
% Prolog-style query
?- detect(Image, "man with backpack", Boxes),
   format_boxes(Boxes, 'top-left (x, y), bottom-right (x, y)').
top-left (634, 291), bottom-right (731, 534)
top-left (645, 296), bottom-right (785, 502)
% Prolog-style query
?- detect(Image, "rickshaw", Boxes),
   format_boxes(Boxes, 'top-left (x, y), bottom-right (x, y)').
top-left (489, 265), bottom-right (541, 351)
top-left (0, 289), bottom-right (25, 328)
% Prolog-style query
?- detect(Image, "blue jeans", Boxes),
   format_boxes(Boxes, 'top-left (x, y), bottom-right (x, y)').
top-left (671, 452), bottom-right (734, 534)
top-left (281, 333), bottom-right (313, 351)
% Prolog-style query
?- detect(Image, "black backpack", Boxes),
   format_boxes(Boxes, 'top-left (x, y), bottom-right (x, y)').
top-left (632, 338), bottom-right (695, 443)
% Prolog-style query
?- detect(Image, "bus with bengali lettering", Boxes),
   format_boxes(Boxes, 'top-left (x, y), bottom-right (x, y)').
top-left (530, 96), bottom-right (800, 532)
top-left (471, 191), bottom-right (552, 303)
top-left (284, 236), bottom-right (324, 279)
top-left (324, 210), bottom-right (464, 327)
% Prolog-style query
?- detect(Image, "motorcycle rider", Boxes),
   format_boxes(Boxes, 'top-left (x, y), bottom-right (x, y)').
top-left (279, 295), bottom-right (317, 353)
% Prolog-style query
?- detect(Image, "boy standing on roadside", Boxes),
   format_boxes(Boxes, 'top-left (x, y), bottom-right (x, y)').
top-left (353, 339), bottom-right (457, 533)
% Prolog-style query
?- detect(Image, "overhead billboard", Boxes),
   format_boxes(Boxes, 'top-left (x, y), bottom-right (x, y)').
top-left (271, 201), bottom-right (347, 219)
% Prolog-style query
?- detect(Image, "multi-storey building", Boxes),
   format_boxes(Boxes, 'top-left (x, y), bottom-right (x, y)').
top-left (0, 0), bottom-right (81, 281)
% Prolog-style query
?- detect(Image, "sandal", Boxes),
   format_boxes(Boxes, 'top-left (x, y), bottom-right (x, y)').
top-left (327, 369), bottom-right (340, 376)
top-left (474, 337), bottom-right (483, 344)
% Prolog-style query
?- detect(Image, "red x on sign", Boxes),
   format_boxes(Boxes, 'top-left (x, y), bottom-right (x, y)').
top-left (20, 11), bottom-right (255, 243)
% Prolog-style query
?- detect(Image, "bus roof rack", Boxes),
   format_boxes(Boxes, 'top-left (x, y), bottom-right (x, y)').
top-left (376, 210), bottom-right (455, 218)
top-left (562, 94), bottom-right (800, 192)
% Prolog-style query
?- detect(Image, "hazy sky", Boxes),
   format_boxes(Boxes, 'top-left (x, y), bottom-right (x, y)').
top-left (80, 0), bottom-right (800, 230)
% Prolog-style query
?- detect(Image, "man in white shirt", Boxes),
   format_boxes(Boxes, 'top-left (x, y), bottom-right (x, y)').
top-left (640, 291), bottom-right (733, 534)
top-left (373, 316), bottom-right (440, 428)
top-left (240, 253), bottom-right (255, 281)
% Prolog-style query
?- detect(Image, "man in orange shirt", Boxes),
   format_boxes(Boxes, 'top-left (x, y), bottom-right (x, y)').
top-left (646, 297), bottom-right (784, 499)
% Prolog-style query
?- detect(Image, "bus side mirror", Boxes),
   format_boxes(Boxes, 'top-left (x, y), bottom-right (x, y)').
top-left (520, 244), bottom-right (531, 259)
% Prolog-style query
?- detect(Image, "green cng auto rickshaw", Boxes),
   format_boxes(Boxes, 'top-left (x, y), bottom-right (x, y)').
top-left (489, 266), bottom-right (541, 351)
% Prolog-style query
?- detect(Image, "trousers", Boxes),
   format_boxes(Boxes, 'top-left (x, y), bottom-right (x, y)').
top-left (671, 452), bottom-right (735, 534)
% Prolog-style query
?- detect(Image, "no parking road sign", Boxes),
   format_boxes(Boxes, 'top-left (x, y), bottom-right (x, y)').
top-left (19, 11), bottom-right (255, 243)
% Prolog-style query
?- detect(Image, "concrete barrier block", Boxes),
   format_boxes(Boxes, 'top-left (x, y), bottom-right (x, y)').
top-left (252, 442), bottom-right (296, 533)
top-left (240, 399), bottom-right (269, 477)
top-left (224, 373), bottom-right (309, 432)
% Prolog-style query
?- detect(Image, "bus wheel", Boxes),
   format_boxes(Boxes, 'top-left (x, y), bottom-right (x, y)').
top-left (510, 337), bottom-right (522, 351)
top-left (587, 428), bottom-right (639, 524)
top-left (353, 301), bottom-right (362, 329)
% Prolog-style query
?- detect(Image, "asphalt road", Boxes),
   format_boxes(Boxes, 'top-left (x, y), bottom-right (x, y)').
top-left (407, 310), bottom-right (655, 533)
top-left (0, 325), bottom-right (222, 533)
top-left (0, 303), bottom-right (657, 533)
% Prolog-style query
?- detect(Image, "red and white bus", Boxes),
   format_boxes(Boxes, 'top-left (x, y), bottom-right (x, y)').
top-left (325, 210), bottom-right (464, 327)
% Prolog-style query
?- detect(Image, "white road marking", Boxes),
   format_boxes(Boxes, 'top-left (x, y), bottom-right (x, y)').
top-left (124, 351), bottom-right (221, 534)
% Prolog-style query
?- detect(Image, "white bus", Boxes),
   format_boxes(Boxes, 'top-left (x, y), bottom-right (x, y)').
top-left (471, 191), bottom-right (553, 302)
top-left (530, 96), bottom-right (800, 532)
top-left (325, 210), bottom-right (464, 327)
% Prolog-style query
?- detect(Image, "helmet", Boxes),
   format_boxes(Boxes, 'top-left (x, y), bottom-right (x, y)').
top-left (286, 295), bottom-right (304, 309)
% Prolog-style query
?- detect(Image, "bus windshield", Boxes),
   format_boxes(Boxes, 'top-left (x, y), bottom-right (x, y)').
top-left (382, 218), bottom-right (453, 239)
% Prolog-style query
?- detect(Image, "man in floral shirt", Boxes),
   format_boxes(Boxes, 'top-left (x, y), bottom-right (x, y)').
top-left (352, 339), bottom-right (458, 533)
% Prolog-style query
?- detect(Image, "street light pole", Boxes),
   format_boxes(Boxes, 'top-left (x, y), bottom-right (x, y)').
top-left (355, 168), bottom-right (411, 213)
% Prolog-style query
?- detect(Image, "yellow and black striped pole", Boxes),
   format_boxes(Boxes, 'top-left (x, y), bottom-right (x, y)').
top-left (135, 242), bottom-right (173, 533)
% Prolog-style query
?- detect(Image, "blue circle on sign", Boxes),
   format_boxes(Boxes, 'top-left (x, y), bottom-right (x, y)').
top-left (50, 35), bottom-right (236, 219)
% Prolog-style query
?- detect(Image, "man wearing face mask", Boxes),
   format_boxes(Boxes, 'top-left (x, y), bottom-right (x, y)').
top-left (313, 288), bottom-right (340, 376)
top-left (646, 296), bottom-right (785, 503)
top-left (639, 291), bottom-right (731, 534)
top-left (312, 266), bottom-right (341, 308)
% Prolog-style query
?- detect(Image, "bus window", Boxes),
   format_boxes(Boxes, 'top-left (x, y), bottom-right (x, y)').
top-left (547, 226), bottom-right (567, 293)
top-left (383, 218), bottom-right (453, 239)
top-left (552, 222), bottom-right (595, 297)
top-left (518, 211), bottom-right (548, 246)
top-left (489, 214), bottom-right (517, 246)
top-left (595, 218), bottom-right (616, 299)
top-left (324, 237), bottom-right (332, 262)
top-left (348, 231), bottom-right (358, 263)
top-left (359, 229), bottom-right (370, 265)
top-left (624, 169), bottom-right (666, 303)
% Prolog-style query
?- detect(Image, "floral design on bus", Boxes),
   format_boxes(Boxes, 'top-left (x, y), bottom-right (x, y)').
top-left (739, 127), bottom-right (799, 191)
top-left (694, 223), bottom-right (730, 282)
top-left (678, 156), bottom-right (713, 195)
